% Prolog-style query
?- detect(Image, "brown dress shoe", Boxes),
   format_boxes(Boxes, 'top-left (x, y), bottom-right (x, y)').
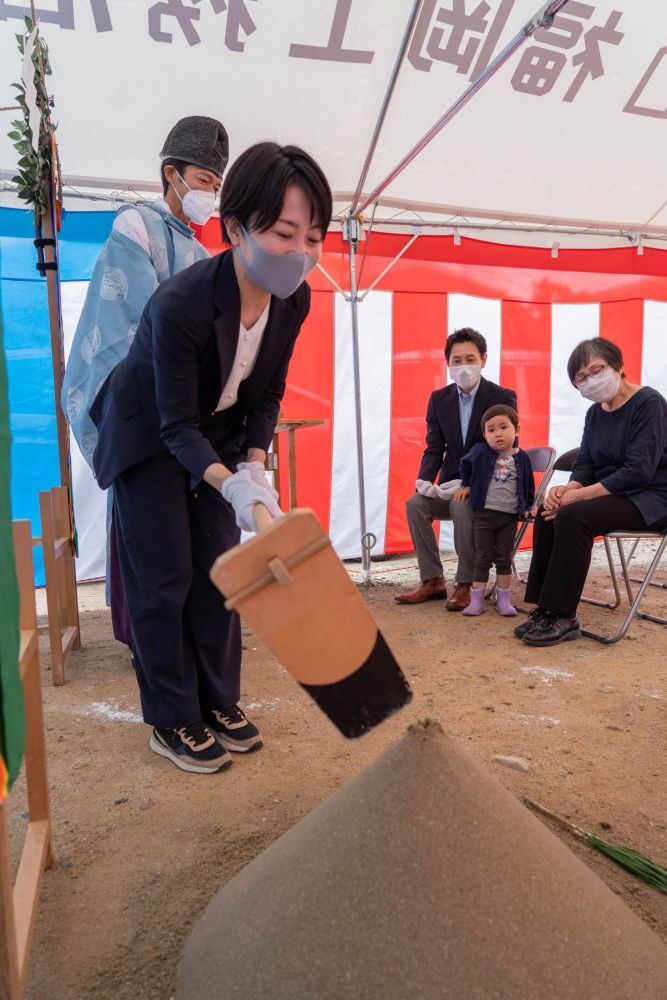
top-left (395, 577), bottom-right (447, 604)
top-left (446, 583), bottom-right (472, 611)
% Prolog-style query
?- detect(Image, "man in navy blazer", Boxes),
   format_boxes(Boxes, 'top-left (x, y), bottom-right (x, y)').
top-left (396, 328), bottom-right (517, 610)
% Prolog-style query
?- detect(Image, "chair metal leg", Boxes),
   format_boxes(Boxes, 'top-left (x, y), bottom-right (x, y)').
top-left (509, 520), bottom-right (531, 585)
top-left (582, 534), bottom-right (667, 643)
top-left (580, 536), bottom-right (622, 609)
top-left (623, 536), bottom-right (667, 590)
top-left (629, 576), bottom-right (667, 590)
top-left (616, 536), bottom-right (638, 605)
top-left (623, 536), bottom-right (667, 624)
top-left (636, 608), bottom-right (667, 625)
top-left (614, 537), bottom-right (667, 621)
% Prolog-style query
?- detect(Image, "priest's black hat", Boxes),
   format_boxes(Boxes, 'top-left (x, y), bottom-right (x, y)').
top-left (160, 116), bottom-right (229, 177)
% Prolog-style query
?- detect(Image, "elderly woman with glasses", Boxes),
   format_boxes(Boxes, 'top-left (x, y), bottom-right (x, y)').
top-left (516, 336), bottom-right (667, 646)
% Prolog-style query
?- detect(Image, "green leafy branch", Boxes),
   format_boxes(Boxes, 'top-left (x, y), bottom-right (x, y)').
top-left (7, 16), bottom-right (57, 218)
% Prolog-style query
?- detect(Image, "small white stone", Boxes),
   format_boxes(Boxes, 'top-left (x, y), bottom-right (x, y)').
top-left (489, 754), bottom-right (530, 772)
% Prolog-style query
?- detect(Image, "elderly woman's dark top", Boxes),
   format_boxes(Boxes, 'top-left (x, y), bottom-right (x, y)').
top-left (571, 386), bottom-right (667, 526)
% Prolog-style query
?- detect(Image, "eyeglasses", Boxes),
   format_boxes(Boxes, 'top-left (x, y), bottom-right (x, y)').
top-left (573, 363), bottom-right (607, 387)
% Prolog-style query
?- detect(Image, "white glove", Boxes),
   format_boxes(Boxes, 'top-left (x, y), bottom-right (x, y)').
top-left (432, 478), bottom-right (462, 501)
top-left (221, 469), bottom-right (282, 532)
top-left (236, 460), bottom-right (279, 501)
top-left (416, 479), bottom-right (437, 498)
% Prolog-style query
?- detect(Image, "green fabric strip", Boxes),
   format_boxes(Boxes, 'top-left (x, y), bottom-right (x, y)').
top-left (0, 246), bottom-right (25, 789)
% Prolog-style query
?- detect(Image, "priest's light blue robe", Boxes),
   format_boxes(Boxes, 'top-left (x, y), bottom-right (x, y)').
top-left (62, 203), bottom-right (210, 605)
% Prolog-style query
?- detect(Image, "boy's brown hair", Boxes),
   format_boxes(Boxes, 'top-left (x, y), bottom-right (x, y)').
top-left (481, 404), bottom-right (519, 431)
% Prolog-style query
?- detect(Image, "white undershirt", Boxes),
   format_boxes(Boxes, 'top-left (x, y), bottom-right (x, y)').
top-left (112, 198), bottom-right (171, 253)
top-left (216, 302), bottom-right (270, 411)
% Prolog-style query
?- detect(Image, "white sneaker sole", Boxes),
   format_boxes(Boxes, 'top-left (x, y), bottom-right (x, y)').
top-left (213, 732), bottom-right (264, 754)
top-left (149, 734), bottom-right (232, 774)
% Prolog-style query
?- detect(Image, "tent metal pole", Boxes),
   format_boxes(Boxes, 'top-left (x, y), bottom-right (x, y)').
top-left (348, 219), bottom-right (667, 240)
top-left (355, 0), bottom-right (571, 217)
top-left (315, 262), bottom-right (349, 297)
top-left (350, 0), bottom-right (424, 216)
top-left (345, 218), bottom-right (374, 582)
top-left (358, 233), bottom-right (420, 300)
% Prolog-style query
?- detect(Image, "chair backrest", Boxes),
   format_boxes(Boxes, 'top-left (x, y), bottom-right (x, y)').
top-left (524, 447), bottom-right (556, 475)
top-left (553, 447), bottom-right (580, 472)
top-left (524, 446), bottom-right (557, 507)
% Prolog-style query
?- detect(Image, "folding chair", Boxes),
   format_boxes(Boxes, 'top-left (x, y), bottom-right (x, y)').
top-left (619, 537), bottom-right (667, 594)
top-left (551, 446), bottom-right (649, 614)
top-left (581, 529), bottom-right (667, 643)
top-left (544, 448), bottom-right (667, 641)
top-left (544, 447), bottom-right (624, 610)
top-left (509, 446), bottom-right (557, 582)
top-left (550, 447), bottom-right (580, 474)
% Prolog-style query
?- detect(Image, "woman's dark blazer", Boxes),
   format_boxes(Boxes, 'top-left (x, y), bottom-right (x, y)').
top-left (90, 249), bottom-right (310, 490)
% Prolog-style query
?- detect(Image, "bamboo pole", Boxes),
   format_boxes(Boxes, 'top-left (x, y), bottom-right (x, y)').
top-left (40, 178), bottom-right (69, 487)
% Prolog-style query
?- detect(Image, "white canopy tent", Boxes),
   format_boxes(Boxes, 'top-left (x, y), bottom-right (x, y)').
top-left (2, 0), bottom-right (666, 576)
top-left (1, 0), bottom-right (666, 237)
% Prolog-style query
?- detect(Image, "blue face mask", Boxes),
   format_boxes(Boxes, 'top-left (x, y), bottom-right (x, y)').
top-left (235, 224), bottom-right (318, 299)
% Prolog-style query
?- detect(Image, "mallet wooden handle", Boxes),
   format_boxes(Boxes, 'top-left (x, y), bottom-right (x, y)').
top-left (252, 503), bottom-right (275, 533)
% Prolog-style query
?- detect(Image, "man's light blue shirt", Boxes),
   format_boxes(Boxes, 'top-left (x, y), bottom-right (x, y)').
top-left (458, 381), bottom-right (479, 445)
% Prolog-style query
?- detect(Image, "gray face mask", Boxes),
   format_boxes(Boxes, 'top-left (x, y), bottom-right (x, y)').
top-left (235, 225), bottom-right (318, 299)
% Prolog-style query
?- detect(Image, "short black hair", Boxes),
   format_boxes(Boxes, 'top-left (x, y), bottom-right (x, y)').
top-left (566, 337), bottom-right (625, 385)
top-left (481, 404), bottom-right (519, 431)
top-left (161, 158), bottom-right (189, 196)
top-left (445, 327), bottom-right (488, 361)
top-left (219, 142), bottom-right (332, 243)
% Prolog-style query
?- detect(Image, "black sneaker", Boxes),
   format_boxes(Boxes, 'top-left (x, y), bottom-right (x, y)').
top-left (150, 722), bottom-right (233, 774)
top-left (206, 705), bottom-right (263, 753)
top-left (514, 607), bottom-right (550, 639)
top-left (522, 614), bottom-right (581, 647)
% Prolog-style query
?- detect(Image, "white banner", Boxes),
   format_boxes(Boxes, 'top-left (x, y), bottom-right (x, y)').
top-left (2, 2), bottom-right (666, 230)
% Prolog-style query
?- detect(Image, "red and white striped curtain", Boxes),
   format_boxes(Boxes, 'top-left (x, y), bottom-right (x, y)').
top-left (197, 229), bottom-right (666, 559)
top-left (64, 227), bottom-right (667, 574)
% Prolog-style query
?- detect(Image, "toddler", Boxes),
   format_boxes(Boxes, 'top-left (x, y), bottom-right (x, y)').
top-left (453, 405), bottom-right (535, 616)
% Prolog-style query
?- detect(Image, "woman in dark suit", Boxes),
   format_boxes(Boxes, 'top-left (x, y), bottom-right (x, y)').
top-left (90, 143), bottom-right (332, 774)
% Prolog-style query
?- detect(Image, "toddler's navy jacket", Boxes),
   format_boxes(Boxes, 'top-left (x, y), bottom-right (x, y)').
top-left (460, 443), bottom-right (535, 514)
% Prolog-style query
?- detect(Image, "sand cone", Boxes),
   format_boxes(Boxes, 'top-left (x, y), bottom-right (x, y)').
top-left (178, 721), bottom-right (667, 999)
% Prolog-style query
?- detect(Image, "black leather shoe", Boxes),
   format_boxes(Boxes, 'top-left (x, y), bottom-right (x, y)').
top-left (521, 613), bottom-right (581, 646)
top-left (513, 607), bottom-right (549, 639)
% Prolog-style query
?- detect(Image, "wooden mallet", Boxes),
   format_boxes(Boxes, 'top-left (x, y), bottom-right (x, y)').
top-left (210, 505), bottom-right (412, 738)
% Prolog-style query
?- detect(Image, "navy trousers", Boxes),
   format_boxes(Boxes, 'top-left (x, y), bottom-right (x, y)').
top-left (113, 450), bottom-right (242, 729)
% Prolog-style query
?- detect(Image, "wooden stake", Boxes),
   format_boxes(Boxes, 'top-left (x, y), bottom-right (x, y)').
top-left (0, 522), bottom-right (54, 999)
top-left (0, 806), bottom-right (21, 1000)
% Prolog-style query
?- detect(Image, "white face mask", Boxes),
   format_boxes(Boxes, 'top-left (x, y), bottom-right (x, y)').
top-left (577, 367), bottom-right (621, 403)
top-left (449, 364), bottom-right (482, 392)
top-left (173, 170), bottom-right (216, 225)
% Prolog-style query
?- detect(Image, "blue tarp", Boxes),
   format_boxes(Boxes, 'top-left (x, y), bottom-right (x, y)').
top-left (0, 205), bottom-right (113, 583)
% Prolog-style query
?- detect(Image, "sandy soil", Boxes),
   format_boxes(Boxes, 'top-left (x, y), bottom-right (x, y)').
top-left (7, 547), bottom-right (667, 999)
